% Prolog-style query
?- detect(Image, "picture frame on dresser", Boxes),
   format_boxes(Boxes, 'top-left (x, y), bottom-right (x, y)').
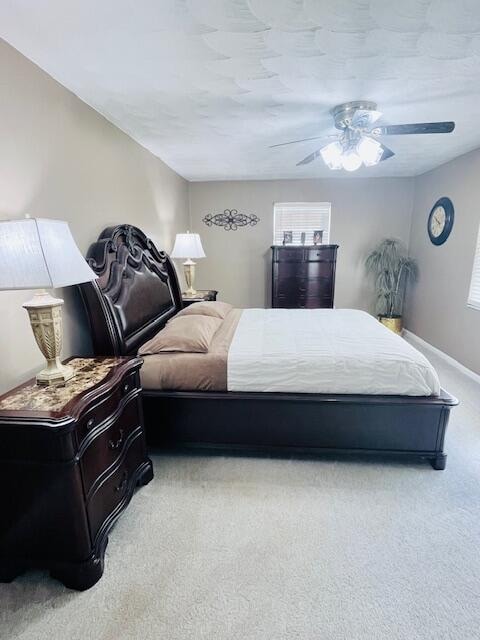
top-left (78, 224), bottom-right (457, 471)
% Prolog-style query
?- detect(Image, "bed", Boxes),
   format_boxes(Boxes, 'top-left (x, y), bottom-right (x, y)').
top-left (79, 224), bottom-right (458, 470)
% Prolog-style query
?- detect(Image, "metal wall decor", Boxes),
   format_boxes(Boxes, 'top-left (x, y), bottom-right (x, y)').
top-left (203, 209), bottom-right (260, 231)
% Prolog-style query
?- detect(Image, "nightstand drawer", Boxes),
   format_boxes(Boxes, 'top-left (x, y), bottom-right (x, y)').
top-left (77, 371), bottom-right (139, 444)
top-left (87, 431), bottom-right (146, 545)
top-left (182, 289), bottom-right (218, 307)
top-left (80, 396), bottom-right (142, 496)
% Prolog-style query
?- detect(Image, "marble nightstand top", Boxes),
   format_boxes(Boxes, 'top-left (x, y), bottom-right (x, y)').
top-left (0, 357), bottom-right (124, 414)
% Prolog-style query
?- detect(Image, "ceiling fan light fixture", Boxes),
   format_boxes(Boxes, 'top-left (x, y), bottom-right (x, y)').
top-left (320, 141), bottom-right (343, 170)
top-left (357, 136), bottom-right (383, 166)
top-left (341, 149), bottom-right (362, 172)
top-left (273, 102), bottom-right (455, 171)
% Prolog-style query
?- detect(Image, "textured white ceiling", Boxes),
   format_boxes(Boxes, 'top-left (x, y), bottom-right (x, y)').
top-left (2, 0), bottom-right (480, 180)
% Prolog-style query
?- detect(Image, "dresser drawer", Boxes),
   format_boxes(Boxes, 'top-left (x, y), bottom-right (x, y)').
top-left (275, 262), bottom-right (308, 278)
top-left (87, 431), bottom-right (146, 545)
top-left (77, 371), bottom-right (139, 444)
top-left (305, 247), bottom-right (337, 262)
top-left (80, 396), bottom-right (142, 496)
top-left (275, 276), bottom-right (333, 296)
top-left (273, 293), bottom-right (333, 309)
top-left (273, 294), bottom-right (301, 308)
top-left (272, 247), bottom-right (304, 262)
top-left (275, 262), bottom-right (335, 282)
top-left (297, 295), bottom-right (334, 309)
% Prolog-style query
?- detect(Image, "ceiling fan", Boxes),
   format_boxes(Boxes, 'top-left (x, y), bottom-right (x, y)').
top-left (270, 101), bottom-right (455, 172)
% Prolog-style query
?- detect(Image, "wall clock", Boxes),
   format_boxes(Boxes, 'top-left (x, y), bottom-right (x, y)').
top-left (428, 197), bottom-right (454, 245)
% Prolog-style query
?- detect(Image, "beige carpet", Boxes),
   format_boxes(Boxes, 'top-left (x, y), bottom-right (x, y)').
top-left (1, 344), bottom-right (480, 640)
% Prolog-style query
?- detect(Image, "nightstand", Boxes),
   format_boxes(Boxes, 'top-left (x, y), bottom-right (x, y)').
top-left (0, 356), bottom-right (153, 591)
top-left (182, 289), bottom-right (218, 307)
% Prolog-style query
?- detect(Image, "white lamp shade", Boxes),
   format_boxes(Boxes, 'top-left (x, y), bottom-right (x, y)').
top-left (170, 232), bottom-right (205, 259)
top-left (0, 218), bottom-right (97, 290)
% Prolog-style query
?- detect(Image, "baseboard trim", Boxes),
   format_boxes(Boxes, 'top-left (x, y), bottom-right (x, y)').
top-left (404, 329), bottom-right (480, 386)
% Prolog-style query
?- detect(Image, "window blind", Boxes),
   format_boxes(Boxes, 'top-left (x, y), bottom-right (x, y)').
top-left (273, 202), bottom-right (331, 246)
top-left (467, 222), bottom-right (480, 311)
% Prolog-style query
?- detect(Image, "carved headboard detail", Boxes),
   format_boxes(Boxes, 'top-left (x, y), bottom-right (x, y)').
top-left (79, 225), bottom-right (182, 356)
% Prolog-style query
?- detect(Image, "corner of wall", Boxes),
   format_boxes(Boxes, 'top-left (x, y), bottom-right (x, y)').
top-left (187, 181), bottom-right (193, 231)
top-left (404, 176), bottom-right (416, 255)
top-left (403, 176), bottom-right (418, 327)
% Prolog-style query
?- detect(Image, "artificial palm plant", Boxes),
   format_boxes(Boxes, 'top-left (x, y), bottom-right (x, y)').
top-left (365, 239), bottom-right (418, 333)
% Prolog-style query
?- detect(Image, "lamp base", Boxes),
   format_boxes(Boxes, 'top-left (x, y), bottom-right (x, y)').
top-left (183, 259), bottom-right (197, 297)
top-left (22, 291), bottom-right (73, 386)
top-left (36, 361), bottom-right (74, 386)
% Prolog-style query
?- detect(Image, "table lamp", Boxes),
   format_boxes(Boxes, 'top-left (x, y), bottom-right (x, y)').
top-left (0, 217), bottom-right (97, 385)
top-left (170, 231), bottom-right (205, 297)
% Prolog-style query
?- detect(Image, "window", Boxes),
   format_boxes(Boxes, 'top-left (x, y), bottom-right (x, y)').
top-left (273, 202), bottom-right (331, 246)
top-left (468, 222), bottom-right (480, 311)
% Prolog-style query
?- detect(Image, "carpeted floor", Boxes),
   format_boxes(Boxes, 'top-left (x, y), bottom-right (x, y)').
top-left (1, 344), bottom-right (480, 640)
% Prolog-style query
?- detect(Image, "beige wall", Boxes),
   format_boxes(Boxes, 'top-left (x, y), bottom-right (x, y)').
top-left (406, 148), bottom-right (480, 375)
top-left (188, 178), bottom-right (414, 310)
top-left (0, 40), bottom-right (189, 394)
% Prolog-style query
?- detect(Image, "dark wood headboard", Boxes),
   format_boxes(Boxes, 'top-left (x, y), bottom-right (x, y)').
top-left (79, 224), bottom-right (182, 356)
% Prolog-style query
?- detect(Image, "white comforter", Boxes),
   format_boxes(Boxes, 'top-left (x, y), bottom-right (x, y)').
top-left (227, 309), bottom-right (440, 396)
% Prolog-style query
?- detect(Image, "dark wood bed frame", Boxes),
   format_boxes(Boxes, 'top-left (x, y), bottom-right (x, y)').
top-left (79, 224), bottom-right (458, 470)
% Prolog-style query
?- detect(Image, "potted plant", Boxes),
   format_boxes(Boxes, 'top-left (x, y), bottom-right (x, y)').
top-left (365, 238), bottom-right (418, 334)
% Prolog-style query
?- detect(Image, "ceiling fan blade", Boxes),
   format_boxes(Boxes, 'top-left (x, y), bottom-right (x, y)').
top-left (372, 121), bottom-right (455, 136)
top-left (296, 150), bottom-right (321, 166)
top-left (270, 135), bottom-right (335, 148)
top-left (351, 109), bottom-right (383, 129)
top-left (379, 143), bottom-right (395, 162)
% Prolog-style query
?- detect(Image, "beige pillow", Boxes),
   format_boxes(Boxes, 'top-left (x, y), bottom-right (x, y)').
top-left (176, 300), bottom-right (233, 320)
top-left (138, 315), bottom-right (222, 355)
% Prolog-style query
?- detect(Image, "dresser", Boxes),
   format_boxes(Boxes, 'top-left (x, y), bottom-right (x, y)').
top-left (271, 245), bottom-right (339, 308)
top-left (0, 357), bottom-right (153, 591)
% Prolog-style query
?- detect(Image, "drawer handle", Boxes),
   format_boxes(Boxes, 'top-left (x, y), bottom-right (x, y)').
top-left (108, 429), bottom-right (124, 450)
top-left (114, 470), bottom-right (128, 493)
top-left (122, 381), bottom-right (131, 395)
top-left (86, 418), bottom-right (95, 430)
